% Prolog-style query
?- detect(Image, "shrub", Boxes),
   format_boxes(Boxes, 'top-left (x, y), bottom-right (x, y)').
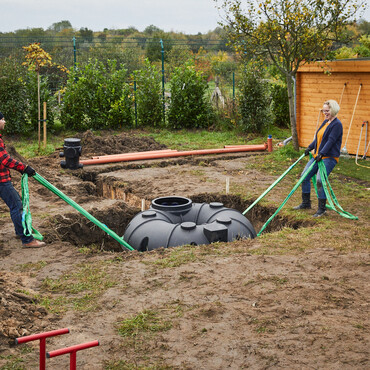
top-left (238, 64), bottom-right (272, 133)
top-left (0, 58), bottom-right (29, 134)
top-left (270, 82), bottom-right (290, 128)
top-left (61, 59), bottom-right (132, 130)
top-left (133, 59), bottom-right (163, 127)
top-left (167, 62), bottom-right (215, 129)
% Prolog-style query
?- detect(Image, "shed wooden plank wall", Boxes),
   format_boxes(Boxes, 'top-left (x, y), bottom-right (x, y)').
top-left (296, 60), bottom-right (370, 156)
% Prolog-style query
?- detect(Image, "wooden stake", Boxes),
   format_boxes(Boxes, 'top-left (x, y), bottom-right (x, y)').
top-left (43, 102), bottom-right (47, 149)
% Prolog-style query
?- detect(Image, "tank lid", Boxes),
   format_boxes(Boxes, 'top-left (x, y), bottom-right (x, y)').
top-left (181, 222), bottom-right (197, 230)
top-left (142, 210), bottom-right (157, 218)
top-left (216, 216), bottom-right (232, 225)
top-left (210, 202), bottom-right (224, 208)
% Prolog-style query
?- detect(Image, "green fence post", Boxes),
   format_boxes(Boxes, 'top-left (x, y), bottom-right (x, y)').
top-left (160, 39), bottom-right (165, 124)
top-left (72, 36), bottom-right (77, 71)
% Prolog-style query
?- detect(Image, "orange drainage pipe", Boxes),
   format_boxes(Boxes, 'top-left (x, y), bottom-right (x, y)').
top-left (80, 143), bottom-right (268, 166)
top-left (225, 140), bottom-right (273, 153)
top-left (91, 149), bottom-right (177, 160)
top-left (224, 145), bottom-right (256, 148)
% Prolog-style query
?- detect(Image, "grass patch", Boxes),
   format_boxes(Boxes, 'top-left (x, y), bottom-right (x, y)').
top-left (16, 260), bottom-right (47, 272)
top-left (0, 355), bottom-right (26, 369)
top-left (8, 134), bottom-right (65, 159)
top-left (38, 263), bottom-right (117, 313)
top-left (139, 129), bottom-right (255, 151)
top-left (143, 246), bottom-right (198, 268)
top-left (117, 310), bottom-right (172, 338)
top-left (334, 156), bottom-right (370, 180)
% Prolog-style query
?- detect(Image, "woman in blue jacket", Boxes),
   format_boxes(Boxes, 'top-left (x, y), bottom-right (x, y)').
top-left (294, 100), bottom-right (343, 217)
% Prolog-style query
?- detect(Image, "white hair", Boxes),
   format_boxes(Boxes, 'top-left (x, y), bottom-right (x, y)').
top-left (324, 100), bottom-right (340, 116)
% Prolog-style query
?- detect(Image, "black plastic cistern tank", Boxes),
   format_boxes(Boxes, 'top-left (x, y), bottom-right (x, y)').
top-left (123, 196), bottom-right (256, 252)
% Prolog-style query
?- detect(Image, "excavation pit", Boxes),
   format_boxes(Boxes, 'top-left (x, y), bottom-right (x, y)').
top-left (42, 192), bottom-right (312, 252)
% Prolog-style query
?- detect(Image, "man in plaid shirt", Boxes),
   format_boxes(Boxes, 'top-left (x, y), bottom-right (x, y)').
top-left (0, 112), bottom-right (45, 248)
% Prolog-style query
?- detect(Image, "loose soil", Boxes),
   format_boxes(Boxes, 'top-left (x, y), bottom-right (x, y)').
top-left (0, 131), bottom-right (369, 369)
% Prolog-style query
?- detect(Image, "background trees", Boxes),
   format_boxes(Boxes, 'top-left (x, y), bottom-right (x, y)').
top-left (217, 0), bottom-right (367, 149)
top-left (0, 18), bottom-right (369, 137)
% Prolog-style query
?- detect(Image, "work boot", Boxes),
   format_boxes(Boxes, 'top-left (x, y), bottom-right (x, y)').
top-left (23, 239), bottom-right (46, 248)
top-left (293, 193), bottom-right (311, 210)
top-left (313, 199), bottom-right (327, 217)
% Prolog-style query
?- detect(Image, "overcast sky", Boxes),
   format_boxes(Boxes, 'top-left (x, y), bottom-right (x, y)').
top-left (0, 0), bottom-right (222, 34)
top-left (1, 0), bottom-right (369, 35)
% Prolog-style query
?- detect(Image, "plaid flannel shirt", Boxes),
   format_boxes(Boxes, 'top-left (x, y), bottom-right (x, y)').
top-left (0, 134), bottom-right (25, 182)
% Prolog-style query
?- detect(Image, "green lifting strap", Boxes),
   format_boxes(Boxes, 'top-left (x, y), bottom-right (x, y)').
top-left (257, 159), bottom-right (317, 236)
top-left (257, 157), bottom-right (358, 236)
top-left (243, 154), bottom-right (305, 215)
top-left (316, 161), bottom-right (358, 220)
top-left (22, 173), bottom-right (135, 251)
top-left (21, 174), bottom-right (44, 240)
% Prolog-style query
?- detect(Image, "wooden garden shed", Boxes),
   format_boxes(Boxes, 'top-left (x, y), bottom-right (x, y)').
top-left (296, 59), bottom-right (370, 156)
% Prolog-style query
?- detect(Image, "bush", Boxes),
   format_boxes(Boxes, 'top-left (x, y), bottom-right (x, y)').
top-left (133, 59), bottom-right (163, 127)
top-left (167, 62), bottom-right (215, 129)
top-left (270, 82), bottom-right (290, 128)
top-left (238, 64), bottom-right (272, 133)
top-left (61, 59), bottom-right (132, 130)
top-left (0, 58), bottom-right (29, 134)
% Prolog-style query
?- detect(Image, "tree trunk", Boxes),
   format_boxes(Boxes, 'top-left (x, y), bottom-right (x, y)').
top-left (37, 71), bottom-right (41, 151)
top-left (286, 75), bottom-right (299, 150)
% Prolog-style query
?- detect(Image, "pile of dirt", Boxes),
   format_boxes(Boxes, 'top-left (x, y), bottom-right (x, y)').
top-left (79, 130), bottom-right (168, 157)
top-left (192, 193), bottom-right (313, 233)
top-left (42, 202), bottom-right (140, 251)
top-left (0, 272), bottom-right (49, 348)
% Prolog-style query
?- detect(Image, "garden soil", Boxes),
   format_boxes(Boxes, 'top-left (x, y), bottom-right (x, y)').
top-left (0, 131), bottom-right (369, 369)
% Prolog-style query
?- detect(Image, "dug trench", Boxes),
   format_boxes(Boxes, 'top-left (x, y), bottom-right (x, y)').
top-left (39, 153), bottom-right (314, 252)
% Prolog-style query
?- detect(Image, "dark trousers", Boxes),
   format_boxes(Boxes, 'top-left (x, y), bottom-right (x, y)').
top-left (0, 181), bottom-right (33, 244)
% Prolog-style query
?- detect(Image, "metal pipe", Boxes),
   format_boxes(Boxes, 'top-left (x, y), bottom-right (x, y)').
top-left (363, 120), bottom-right (368, 159)
top-left (80, 143), bottom-right (268, 166)
top-left (47, 340), bottom-right (99, 370)
top-left (15, 328), bottom-right (70, 370)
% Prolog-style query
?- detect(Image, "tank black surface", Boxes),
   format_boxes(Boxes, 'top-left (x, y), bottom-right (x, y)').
top-left (123, 196), bottom-right (256, 251)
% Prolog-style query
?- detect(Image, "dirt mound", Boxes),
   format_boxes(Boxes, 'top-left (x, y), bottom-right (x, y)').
top-left (79, 130), bottom-right (168, 157)
top-left (0, 272), bottom-right (49, 349)
top-left (191, 193), bottom-right (313, 233)
top-left (42, 201), bottom-right (139, 251)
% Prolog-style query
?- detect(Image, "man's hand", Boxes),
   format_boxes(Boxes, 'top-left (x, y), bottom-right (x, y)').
top-left (24, 165), bottom-right (36, 177)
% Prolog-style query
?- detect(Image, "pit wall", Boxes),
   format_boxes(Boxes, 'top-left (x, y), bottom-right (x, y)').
top-left (97, 180), bottom-right (151, 210)
top-left (296, 59), bottom-right (370, 156)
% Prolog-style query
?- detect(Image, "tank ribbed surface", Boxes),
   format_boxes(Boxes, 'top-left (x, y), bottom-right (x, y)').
top-left (123, 196), bottom-right (256, 251)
